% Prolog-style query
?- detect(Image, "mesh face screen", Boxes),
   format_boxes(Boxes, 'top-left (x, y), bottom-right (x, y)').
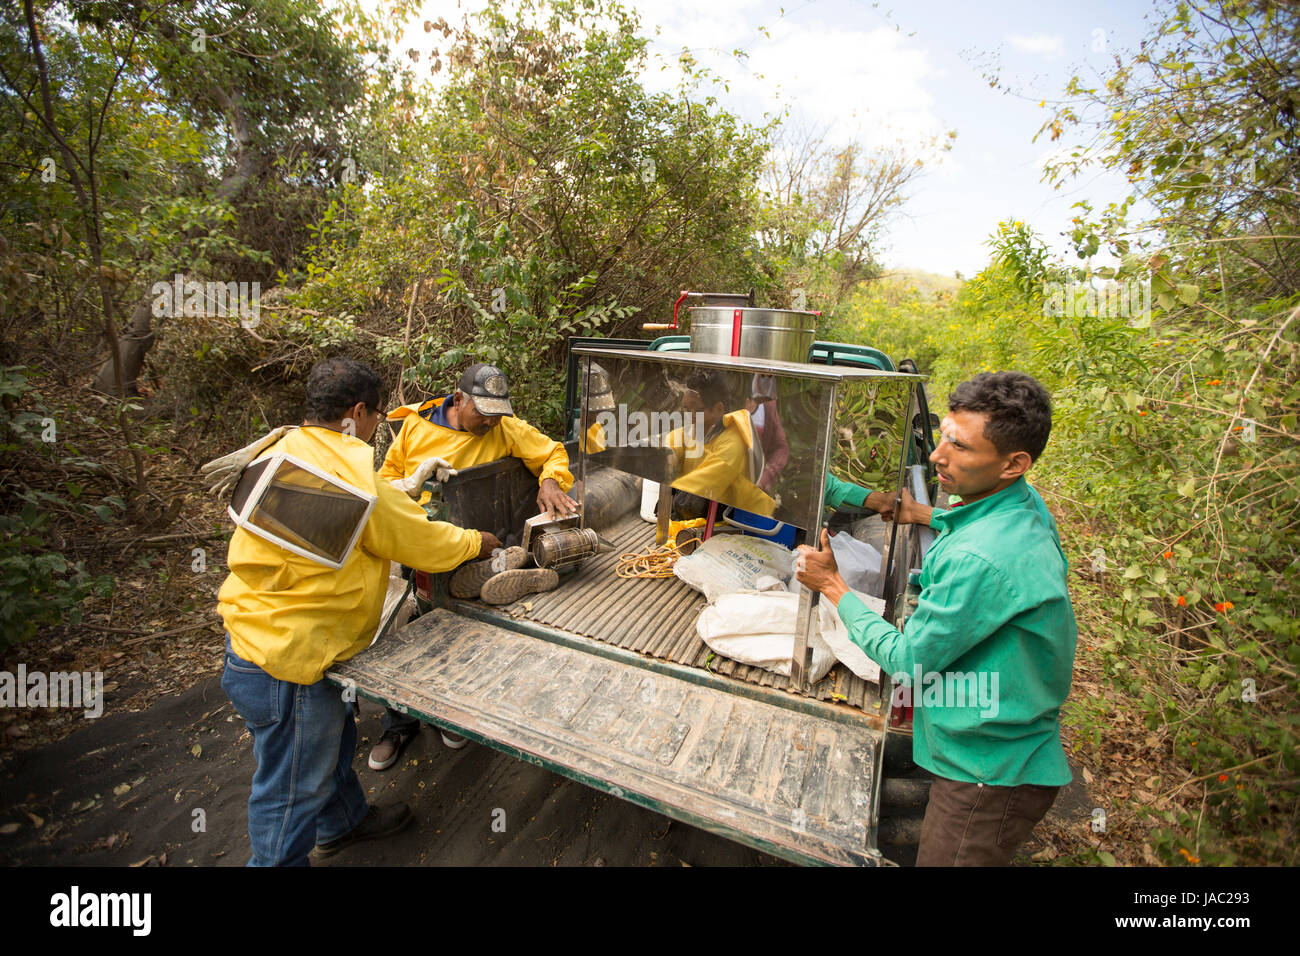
top-left (230, 457), bottom-right (274, 515)
top-left (230, 455), bottom-right (373, 567)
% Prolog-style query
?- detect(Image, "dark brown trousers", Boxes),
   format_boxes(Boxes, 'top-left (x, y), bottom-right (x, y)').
top-left (916, 776), bottom-right (1060, 866)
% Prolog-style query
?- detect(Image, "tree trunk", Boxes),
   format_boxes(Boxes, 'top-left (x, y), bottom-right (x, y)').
top-left (92, 83), bottom-right (260, 395)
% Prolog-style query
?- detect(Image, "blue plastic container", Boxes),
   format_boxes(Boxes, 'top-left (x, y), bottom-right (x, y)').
top-left (722, 506), bottom-right (797, 548)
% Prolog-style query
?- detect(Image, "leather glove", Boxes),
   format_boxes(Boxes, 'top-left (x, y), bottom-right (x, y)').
top-left (200, 425), bottom-right (296, 497)
top-left (390, 456), bottom-right (457, 499)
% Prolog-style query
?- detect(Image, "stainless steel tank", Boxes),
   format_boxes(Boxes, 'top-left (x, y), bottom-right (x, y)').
top-left (688, 307), bottom-right (817, 363)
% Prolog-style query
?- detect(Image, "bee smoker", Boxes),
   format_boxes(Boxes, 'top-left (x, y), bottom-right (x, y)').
top-left (521, 513), bottom-right (600, 572)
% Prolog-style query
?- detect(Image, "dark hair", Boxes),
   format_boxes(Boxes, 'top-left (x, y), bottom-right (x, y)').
top-left (304, 357), bottom-right (384, 421)
top-left (686, 368), bottom-right (730, 410)
top-left (947, 371), bottom-right (1052, 460)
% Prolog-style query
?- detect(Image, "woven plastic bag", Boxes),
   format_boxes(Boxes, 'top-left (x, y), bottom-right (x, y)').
top-left (673, 534), bottom-right (794, 604)
top-left (695, 590), bottom-right (837, 682)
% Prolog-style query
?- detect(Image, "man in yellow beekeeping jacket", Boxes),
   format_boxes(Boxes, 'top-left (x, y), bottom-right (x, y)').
top-left (666, 367), bottom-right (776, 519)
top-left (380, 363), bottom-right (577, 515)
top-left (368, 362), bottom-right (577, 768)
top-left (216, 357), bottom-right (500, 866)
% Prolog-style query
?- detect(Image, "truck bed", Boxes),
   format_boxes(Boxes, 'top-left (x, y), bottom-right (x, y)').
top-left (456, 512), bottom-right (886, 715)
top-left (331, 604), bottom-right (890, 866)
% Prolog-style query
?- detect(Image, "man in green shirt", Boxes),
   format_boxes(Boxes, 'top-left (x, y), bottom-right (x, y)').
top-left (797, 371), bottom-right (1076, 866)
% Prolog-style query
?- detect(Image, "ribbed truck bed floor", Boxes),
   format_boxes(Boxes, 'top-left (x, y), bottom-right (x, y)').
top-left (330, 608), bottom-right (888, 866)
top-left (465, 512), bottom-right (885, 713)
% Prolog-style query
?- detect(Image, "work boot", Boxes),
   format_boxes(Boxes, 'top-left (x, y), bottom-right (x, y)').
top-left (449, 546), bottom-right (527, 599)
top-left (479, 568), bottom-right (560, 605)
top-left (313, 803), bottom-right (413, 859)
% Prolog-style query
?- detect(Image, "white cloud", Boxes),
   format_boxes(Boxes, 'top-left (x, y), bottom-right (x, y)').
top-left (1005, 34), bottom-right (1064, 57)
top-left (635, 0), bottom-right (945, 151)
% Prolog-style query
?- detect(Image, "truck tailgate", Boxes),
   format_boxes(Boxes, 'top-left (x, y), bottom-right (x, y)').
top-left (329, 608), bottom-right (890, 866)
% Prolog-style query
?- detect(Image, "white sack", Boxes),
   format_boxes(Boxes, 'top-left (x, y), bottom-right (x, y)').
top-left (673, 534), bottom-right (794, 604)
top-left (696, 590), bottom-right (837, 683)
top-left (812, 585), bottom-right (885, 682)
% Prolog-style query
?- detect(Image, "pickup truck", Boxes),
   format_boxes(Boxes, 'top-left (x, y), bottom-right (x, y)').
top-left (329, 336), bottom-right (939, 866)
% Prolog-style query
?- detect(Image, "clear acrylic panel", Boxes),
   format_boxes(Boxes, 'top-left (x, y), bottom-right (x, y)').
top-left (577, 354), bottom-right (838, 530)
top-left (829, 377), bottom-right (915, 502)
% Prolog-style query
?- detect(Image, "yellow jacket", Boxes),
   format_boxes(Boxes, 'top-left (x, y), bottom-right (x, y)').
top-left (379, 397), bottom-right (574, 491)
top-left (217, 426), bottom-right (482, 684)
top-left (579, 420), bottom-right (606, 455)
top-left (666, 410), bottom-right (776, 516)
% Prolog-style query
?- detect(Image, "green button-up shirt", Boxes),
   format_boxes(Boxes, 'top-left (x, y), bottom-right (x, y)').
top-left (836, 476), bottom-right (1076, 787)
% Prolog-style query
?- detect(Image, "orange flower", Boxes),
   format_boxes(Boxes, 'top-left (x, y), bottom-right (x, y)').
top-left (1214, 602), bottom-right (1226, 612)
top-left (1206, 379), bottom-right (1222, 385)
top-left (1163, 551), bottom-right (1173, 559)
top-left (1178, 847), bottom-right (1200, 863)
top-left (1225, 601), bottom-right (1234, 610)
top-left (1217, 774), bottom-right (1228, 782)
top-left (1177, 595), bottom-right (1186, 606)
top-left (1138, 410), bottom-right (1148, 416)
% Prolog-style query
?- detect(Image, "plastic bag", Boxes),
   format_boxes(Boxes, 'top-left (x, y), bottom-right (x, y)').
top-left (829, 532), bottom-right (882, 595)
top-left (369, 563), bottom-right (418, 647)
top-left (811, 585), bottom-right (884, 682)
top-left (673, 534), bottom-right (794, 604)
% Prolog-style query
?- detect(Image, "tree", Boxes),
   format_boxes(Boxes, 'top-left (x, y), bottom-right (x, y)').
top-left (0, 0), bottom-right (373, 395)
top-left (289, 0), bottom-right (773, 429)
top-left (758, 119), bottom-right (954, 307)
top-left (83, 0), bottom-right (371, 394)
top-left (1033, 0), bottom-right (1300, 865)
top-left (1041, 0), bottom-right (1298, 297)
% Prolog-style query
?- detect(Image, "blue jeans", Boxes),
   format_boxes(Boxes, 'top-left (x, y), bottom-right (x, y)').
top-left (222, 638), bottom-right (369, 866)
top-left (382, 706), bottom-right (421, 736)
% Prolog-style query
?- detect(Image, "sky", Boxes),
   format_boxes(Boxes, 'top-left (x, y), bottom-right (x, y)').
top-left (387, 0), bottom-right (1163, 276)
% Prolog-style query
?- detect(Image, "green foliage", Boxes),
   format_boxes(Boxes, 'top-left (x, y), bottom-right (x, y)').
top-left (0, 367), bottom-right (113, 650)
top-left (828, 274), bottom-right (956, 377)
top-left (1041, 0), bottom-right (1298, 298)
top-left (286, 0), bottom-right (771, 433)
top-left (420, 205), bottom-right (636, 426)
top-left (1026, 0), bottom-right (1300, 865)
top-left (0, 496), bottom-right (113, 651)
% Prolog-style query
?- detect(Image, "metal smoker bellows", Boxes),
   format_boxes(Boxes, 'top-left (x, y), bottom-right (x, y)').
top-left (521, 512), bottom-right (599, 571)
top-left (530, 526), bottom-right (600, 571)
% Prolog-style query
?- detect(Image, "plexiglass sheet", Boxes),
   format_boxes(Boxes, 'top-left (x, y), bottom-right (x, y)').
top-left (829, 378), bottom-right (915, 500)
top-left (577, 355), bottom-right (838, 529)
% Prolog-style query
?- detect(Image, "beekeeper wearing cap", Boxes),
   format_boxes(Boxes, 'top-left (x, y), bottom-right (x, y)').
top-left (380, 362), bottom-right (578, 518)
top-left (369, 362), bottom-right (577, 769)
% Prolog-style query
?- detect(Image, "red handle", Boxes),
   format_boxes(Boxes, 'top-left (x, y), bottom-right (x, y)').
top-left (670, 291), bottom-right (689, 330)
top-left (669, 290), bottom-right (710, 331)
